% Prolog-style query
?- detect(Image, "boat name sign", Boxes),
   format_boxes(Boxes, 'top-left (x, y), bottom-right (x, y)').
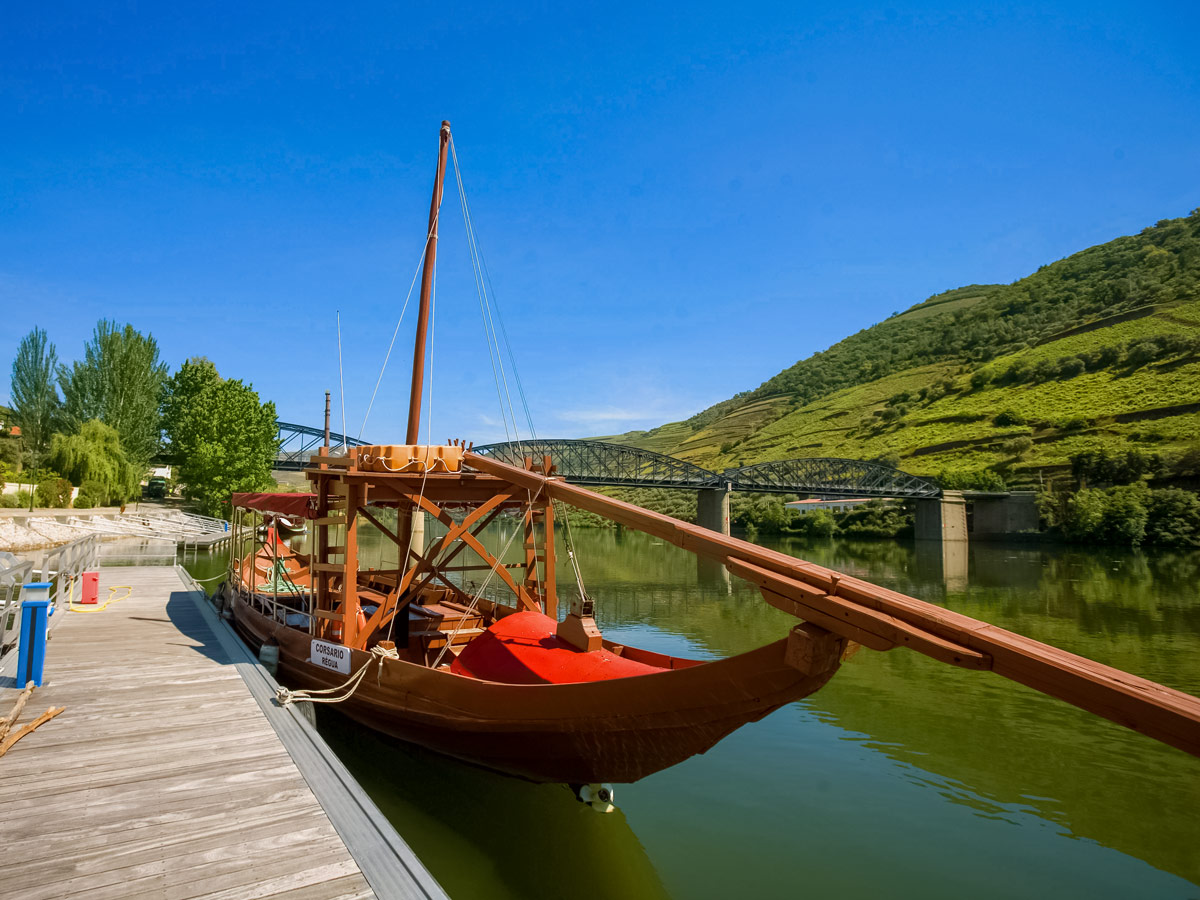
top-left (310, 639), bottom-right (351, 674)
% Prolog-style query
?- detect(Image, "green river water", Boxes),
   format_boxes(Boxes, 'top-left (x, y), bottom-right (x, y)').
top-left (187, 529), bottom-right (1200, 899)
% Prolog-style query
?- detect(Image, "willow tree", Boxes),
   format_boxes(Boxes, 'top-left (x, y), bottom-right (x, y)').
top-left (10, 327), bottom-right (62, 500)
top-left (58, 320), bottom-right (168, 468)
top-left (161, 358), bottom-right (278, 517)
top-left (49, 419), bottom-right (140, 506)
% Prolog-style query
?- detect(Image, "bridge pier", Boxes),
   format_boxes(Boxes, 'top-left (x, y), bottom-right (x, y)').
top-left (971, 491), bottom-right (1039, 537)
top-left (696, 485), bottom-right (731, 536)
top-left (915, 491), bottom-right (968, 542)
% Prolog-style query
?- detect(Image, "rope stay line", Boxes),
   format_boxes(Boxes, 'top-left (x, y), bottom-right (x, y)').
top-left (430, 482), bottom-right (545, 670)
top-left (450, 138), bottom-right (560, 605)
top-left (450, 137), bottom-right (519, 447)
top-left (383, 206), bottom-right (442, 649)
top-left (448, 137), bottom-right (587, 608)
top-left (359, 216), bottom-right (441, 440)
top-left (557, 498), bottom-right (588, 603)
top-left (336, 310), bottom-right (348, 452)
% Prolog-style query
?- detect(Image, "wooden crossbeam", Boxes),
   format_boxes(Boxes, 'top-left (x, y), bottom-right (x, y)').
top-left (353, 492), bottom-right (533, 644)
top-left (371, 486), bottom-right (538, 611)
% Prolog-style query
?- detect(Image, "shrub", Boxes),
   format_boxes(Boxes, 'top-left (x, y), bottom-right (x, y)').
top-left (1070, 449), bottom-right (1164, 486)
top-left (1172, 445), bottom-right (1200, 478)
top-left (35, 474), bottom-right (73, 508)
top-left (74, 478), bottom-right (109, 508)
top-left (993, 410), bottom-right (1026, 427)
top-left (1062, 489), bottom-right (1113, 542)
top-left (838, 501), bottom-right (912, 538)
top-left (1001, 436), bottom-right (1034, 458)
top-left (792, 508), bottom-right (837, 538)
top-left (939, 469), bottom-right (1007, 491)
top-left (1056, 357), bottom-right (1086, 379)
top-left (1125, 341), bottom-right (1160, 368)
top-left (1145, 489), bottom-right (1200, 547)
top-left (0, 490), bottom-right (33, 509)
top-left (1102, 484), bottom-right (1150, 544)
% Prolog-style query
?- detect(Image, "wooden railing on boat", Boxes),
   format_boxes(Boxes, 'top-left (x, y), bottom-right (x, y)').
top-left (463, 451), bottom-right (1200, 760)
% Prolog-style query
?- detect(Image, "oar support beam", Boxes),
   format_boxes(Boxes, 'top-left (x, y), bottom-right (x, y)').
top-left (464, 451), bottom-right (1200, 759)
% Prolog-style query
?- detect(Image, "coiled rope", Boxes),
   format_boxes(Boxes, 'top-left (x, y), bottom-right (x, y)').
top-left (274, 644), bottom-right (399, 707)
top-left (69, 586), bottom-right (132, 613)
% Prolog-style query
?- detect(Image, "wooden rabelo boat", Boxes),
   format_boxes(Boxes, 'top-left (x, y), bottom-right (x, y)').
top-left (225, 121), bottom-right (1200, 791)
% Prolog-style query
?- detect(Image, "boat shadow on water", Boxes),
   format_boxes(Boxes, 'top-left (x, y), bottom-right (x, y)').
top-left (317, 707), bottom-right (672, 900)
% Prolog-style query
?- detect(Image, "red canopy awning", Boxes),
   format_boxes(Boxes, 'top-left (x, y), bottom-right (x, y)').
top-left (231, 492), bottom-right (318, 519)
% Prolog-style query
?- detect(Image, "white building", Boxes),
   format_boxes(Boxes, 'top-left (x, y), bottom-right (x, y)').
top-left (785, 498), bottom-right (889, 514)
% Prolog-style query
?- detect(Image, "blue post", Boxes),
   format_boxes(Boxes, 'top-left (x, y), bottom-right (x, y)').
top-left (16, 582), bottom-right (52, 688)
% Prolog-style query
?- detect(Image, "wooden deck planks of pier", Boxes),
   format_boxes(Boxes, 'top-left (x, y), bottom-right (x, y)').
top-left (0, 567), bottom-right (380, 900)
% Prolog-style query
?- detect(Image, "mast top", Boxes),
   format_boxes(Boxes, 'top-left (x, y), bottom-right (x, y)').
top-left (406, 120), bottom-right (453, 444)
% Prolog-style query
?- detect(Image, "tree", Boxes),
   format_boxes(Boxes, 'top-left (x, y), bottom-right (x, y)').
top-left (1062, 489), bottom-right (1108, 542)
top-left (1145, 489), bottom-right (1200, 547)
top-left (49, 419), bottom-right (141, 506)
top-left (10, 327), bottom-right (62, 506)
top-left (161, 358), bottom-right (278, 517)
top-left (58, 320), bottom-right (168, 467)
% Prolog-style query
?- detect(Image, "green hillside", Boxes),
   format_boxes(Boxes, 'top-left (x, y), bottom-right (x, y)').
top-left (604, 210), bottom-right (1200, 489)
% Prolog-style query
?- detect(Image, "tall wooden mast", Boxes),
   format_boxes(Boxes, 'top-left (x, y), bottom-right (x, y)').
top-left (406, 120), bottom-right (452, 443)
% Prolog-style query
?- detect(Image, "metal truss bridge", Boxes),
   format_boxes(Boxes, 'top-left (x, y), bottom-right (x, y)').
top-left (471, 439), bottom-right (943, 499)
top-left (274, 421), bottom-right (372, 471)
top-left (273, 428), bottom-right (940, 498)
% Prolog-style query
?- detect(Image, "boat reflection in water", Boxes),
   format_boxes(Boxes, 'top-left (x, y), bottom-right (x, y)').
top-left (319, 706), bottom-right (671, 900)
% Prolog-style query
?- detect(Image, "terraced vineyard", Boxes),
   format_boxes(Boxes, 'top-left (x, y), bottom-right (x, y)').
top-left (603, 210), bottom-right (1200, 490)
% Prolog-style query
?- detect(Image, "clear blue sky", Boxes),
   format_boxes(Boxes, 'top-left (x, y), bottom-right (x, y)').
top-left (2, 2), bottom-right (1198, 444)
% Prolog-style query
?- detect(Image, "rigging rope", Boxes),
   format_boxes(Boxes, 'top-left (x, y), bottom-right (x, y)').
top-left (358, 213), bottom-right (441, 440)
top-left (450, 137), bottom-right (532, 447)
top-left (382, 226), bottom-right (440, 648)
top-left (448, 138), bottom-right (592, 615)
top-left (455, 152), bottom-right (538, 440)
top-left (430, 484), bottom-right (544, 669)
top-left (450, 138), bottom-right (516, 445)
top-left (336, 311), bottom-right (348, 452)
top-left (556, 499), bottom-right (588, 602)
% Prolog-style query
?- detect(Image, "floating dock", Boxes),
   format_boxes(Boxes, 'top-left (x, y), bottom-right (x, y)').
top-left (0, 565), bottom-right (446, 900)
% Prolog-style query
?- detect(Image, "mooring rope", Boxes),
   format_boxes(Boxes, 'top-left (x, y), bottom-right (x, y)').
top-left (274, 644), bottom-right (400, 707)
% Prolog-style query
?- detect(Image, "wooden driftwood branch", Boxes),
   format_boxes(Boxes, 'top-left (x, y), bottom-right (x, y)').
top-left (0, 706), bottom-right (65, 759)
top-left (0, 680), bottom-right (36, 742)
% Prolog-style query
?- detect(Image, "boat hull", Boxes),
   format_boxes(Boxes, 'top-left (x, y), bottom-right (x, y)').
top-left (232, 593), bottom-right (841, 783)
